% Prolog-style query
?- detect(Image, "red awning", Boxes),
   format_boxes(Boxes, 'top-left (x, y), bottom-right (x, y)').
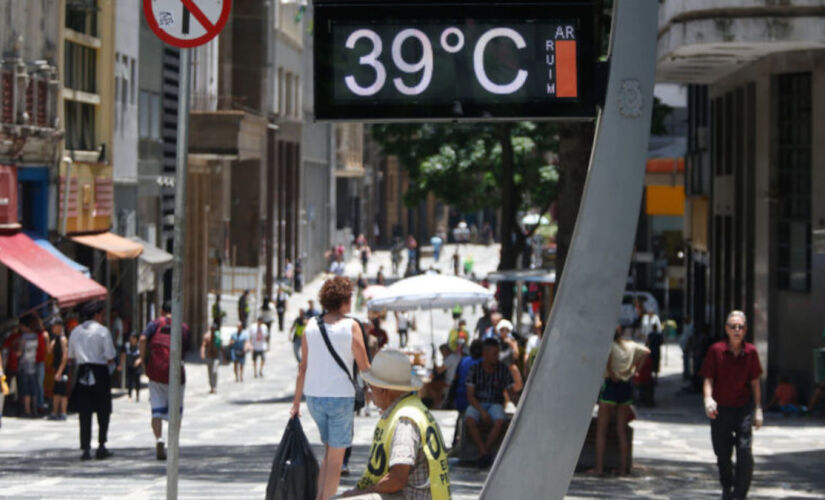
top-left (0, 233), bottom-right (107, 307)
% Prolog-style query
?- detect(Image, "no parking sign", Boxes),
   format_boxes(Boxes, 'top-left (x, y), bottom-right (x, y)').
top-left (144, 0), bottom-right (231, 48)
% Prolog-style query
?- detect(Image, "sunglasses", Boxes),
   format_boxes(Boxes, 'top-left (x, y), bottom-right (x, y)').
top-left (726, 323), bottom-right (746, 331)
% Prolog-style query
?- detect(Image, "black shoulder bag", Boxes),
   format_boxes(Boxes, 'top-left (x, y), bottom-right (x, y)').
top-left (316, 317), bottom-right (366, 412)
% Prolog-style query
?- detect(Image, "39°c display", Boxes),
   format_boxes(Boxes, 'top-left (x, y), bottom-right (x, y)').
top-left (314, 2), bottom-right (597, 121)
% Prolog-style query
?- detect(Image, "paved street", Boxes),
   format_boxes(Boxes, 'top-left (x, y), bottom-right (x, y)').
top-left (1, 244), bottom-right (824, 499)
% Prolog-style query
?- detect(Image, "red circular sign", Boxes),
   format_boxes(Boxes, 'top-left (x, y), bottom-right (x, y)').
top-left (143, 0), bottom-right (231, 49)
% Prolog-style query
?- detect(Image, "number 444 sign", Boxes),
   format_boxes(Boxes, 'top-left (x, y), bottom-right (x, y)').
top-left (144, 0), bottom-right (231, 48)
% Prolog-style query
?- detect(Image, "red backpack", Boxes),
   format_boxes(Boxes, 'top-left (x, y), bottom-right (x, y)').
top-left (145, 317), bottom-right (186, 385)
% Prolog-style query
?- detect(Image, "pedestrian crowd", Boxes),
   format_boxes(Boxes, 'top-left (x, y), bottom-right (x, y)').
top-left (3, 233), bottom-right (820, 500)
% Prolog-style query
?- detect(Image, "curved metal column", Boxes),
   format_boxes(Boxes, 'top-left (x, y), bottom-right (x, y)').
top-left (480, 3), bottom-right (658, 498)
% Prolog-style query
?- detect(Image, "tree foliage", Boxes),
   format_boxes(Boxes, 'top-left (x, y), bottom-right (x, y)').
top-left (370, 121), bottom-right (559, 216)
top-left (370, 121), bottom-right (558, 319)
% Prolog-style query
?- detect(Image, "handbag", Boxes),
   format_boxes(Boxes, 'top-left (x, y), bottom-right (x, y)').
top-left (316, 317), bottom-right (366, 413)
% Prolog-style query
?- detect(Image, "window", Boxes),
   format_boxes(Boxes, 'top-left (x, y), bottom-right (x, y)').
top-left (294, 75), bottom-right (301, 118)
top-left (65, 0), bottom-right (98, 36)
top-left (285, 72), bottom-right (293, 117)
top-left (121, 55), bottom-right (129, 109)
top-left (65, 100), bottom-right (95, 151)
top-left (277, 68), bottom-right (285, 116)
top-left (139, 90), bottom-right (161, 140)
top-left (114, 74), bottom-right (119, 130)
top-left (273, 67), bottom-right (281, 115)
top-left (150, 93), bottom-right (160, 139)
top-left (130, 58), bottom-right (136, 104)
top-left (775, 73), bottom-right (812, 291)
top-left (64, 41), bottom-right (97, 93)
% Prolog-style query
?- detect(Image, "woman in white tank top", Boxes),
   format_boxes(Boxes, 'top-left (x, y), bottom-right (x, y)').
top-left (290, 277), bottom-right (370, 500)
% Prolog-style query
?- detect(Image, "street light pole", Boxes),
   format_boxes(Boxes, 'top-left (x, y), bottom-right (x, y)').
top-left (167, 47), bottom-right (191, 500)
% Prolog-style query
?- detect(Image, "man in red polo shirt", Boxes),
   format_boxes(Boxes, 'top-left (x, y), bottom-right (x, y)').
top-left (701, 310), bottom-right (763, 500)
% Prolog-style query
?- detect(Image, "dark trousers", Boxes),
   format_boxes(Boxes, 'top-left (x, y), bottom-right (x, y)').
top-left (277, 312), bottom-right (285, 332)
top-left (711, 405), bottom-right (754, 499)
top-left (126, 367), bottom-right (141, 399)
top-left (79, 410), bottom-right (110, 450)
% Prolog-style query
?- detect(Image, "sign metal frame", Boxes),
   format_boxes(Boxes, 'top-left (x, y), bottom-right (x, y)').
top-left (314, 1), bottom-right (597, 122)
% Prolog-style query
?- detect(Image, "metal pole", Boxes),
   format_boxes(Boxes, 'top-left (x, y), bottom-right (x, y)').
top-left (481, 2), bottom-right (658, 498)
top-left (167, 47), bottom-right (191, 500)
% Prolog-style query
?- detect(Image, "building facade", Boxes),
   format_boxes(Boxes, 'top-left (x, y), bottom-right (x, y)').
top-left (658, 1), bottom-right (825, 398)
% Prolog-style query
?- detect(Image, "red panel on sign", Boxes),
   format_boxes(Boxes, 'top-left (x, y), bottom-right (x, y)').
top-left (555, 40), bottom-right (578, 98)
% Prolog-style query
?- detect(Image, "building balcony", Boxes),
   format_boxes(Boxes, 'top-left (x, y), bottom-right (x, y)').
top-left (657, 0), bottom-right (825, 83)
top-left (1, 60), bottom-right (62, 163)
top-left (189, 111), bottom-right (266, 161)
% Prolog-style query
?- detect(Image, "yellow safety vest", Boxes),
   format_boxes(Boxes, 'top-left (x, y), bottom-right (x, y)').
top-left (357, 394), bottom-right (452, 500)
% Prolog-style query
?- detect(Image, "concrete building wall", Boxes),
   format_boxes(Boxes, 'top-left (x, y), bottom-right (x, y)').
top-left (302, 160), bottom-right (332, 279)
top-left (113, 0), bottom-right (140, 237)
top-left (0, 0), bottom-right (59, 62)
top-left (191, 38), bottom-right (219, 111)
top-left (709, 49), bottom-right (825, 396)
top-left (300, 2), bottom-right (334, 280)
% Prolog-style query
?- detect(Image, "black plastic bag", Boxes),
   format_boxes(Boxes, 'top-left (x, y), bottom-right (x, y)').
top-left (266, 417), bottom-right (319, 500)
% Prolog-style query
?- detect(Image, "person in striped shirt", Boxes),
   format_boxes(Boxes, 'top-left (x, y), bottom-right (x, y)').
top-left (464, 337), bottom-right (515, 467)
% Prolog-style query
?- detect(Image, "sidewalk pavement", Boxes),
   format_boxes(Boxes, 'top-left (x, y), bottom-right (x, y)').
top-left (1, 246), bottom-right (823, 498)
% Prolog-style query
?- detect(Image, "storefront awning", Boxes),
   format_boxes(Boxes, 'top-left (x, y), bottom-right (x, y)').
top-left (128, 237), bottom-right (173, 267)
top-left (127, 237), bottom-right (172, 294)
top-left (0, 233), bottom-right (107, 307)
top-left (27, 233), bottom-right (91, 277)
top-left (71, 232), bottom-right (143, 259)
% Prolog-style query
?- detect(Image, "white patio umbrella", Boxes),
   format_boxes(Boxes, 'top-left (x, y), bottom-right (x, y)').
top-left (367, 273), bottom-right (493, 365)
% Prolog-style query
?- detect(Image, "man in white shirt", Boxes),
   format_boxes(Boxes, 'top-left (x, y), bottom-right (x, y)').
top-left (68, 300), bottom-right (117, 461)
top-left (395, 311), bottom-right (411, 348)
top-left (639, 310), bottom-right (661, 343)
top-left (249, 317), bottom-right (269, 378)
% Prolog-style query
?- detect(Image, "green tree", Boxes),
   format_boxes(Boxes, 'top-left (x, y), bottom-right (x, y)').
top-left (370, 121), bottom-right (559, 318)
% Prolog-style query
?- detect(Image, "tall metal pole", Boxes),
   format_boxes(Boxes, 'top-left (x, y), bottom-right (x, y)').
top-left (167, 47), bottom-right (191, 500)
top-left (481, 2), bottom-right (658, 498)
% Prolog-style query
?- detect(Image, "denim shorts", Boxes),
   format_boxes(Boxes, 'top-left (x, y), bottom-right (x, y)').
top-left (465, 402), bottom-right (507, 422)
top-left (306, 396), bottom-right (354, 448)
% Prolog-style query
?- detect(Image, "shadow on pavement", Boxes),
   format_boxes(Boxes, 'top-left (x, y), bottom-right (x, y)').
top-left (229, 395), bottom-right (296, 405)
top-left (0, 443), bottom-right (486, 497)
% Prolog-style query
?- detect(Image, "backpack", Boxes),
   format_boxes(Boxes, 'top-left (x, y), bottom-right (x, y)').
top-left (145, 317), bottom-right (186, 385)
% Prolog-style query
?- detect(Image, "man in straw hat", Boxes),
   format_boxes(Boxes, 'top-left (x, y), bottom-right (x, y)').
top-left (338, 349), bottom-right (452, 500)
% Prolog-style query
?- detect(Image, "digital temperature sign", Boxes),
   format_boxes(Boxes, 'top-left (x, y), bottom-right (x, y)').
top-left (314, 2), bottom-right (596, 121)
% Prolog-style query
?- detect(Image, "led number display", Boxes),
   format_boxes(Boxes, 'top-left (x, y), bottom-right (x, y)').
top-left (315, 2), bottom-right (596, 121)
